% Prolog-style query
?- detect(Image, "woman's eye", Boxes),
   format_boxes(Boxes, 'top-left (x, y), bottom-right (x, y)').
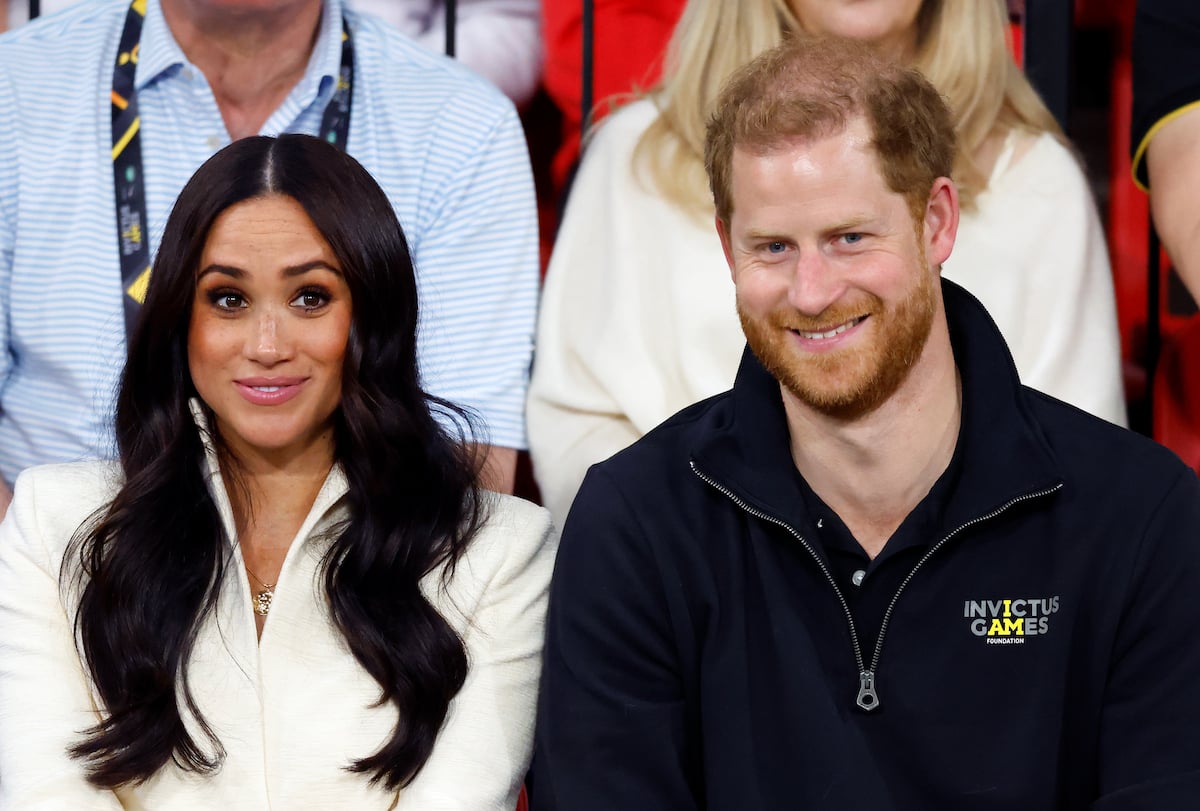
top-left (291, 289), bottom-right (330, 311)
top-left (208, 291), bottom-right (245, 310)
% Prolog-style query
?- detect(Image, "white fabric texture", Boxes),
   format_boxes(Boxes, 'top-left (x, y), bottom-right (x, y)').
top-left (0, 437), bottom-right (556, 808)
top-left (527, 99), bottom-right (1127, 528)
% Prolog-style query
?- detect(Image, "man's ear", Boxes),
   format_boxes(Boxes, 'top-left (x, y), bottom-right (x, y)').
top-left (716, 215), bottom-right (736, 282)
top-left (924, 177), bottom-right (959, 268)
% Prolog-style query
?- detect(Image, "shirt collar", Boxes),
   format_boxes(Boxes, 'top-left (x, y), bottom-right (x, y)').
top-left (134, 0), bottom-right (185, 90)
top-left (134, 0), bottom-right (346, 99)
top-left (690, 280), bottom-right (1062, 535)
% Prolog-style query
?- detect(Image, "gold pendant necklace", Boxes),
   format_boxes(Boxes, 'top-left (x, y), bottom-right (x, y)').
top-left (245, 565), bottom-right (277, 616)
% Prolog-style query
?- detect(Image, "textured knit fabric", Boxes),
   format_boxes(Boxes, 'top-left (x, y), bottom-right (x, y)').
top-left (527, 98), bottom-right (1126, 528)
top-left (0, 424), bottom-right (556, 808)
top-left (0, 0), bottom-right (539, 486)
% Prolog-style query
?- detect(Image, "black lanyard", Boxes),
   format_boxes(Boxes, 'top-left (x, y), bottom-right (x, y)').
top-left (111, 0), bottom-right (355, 339)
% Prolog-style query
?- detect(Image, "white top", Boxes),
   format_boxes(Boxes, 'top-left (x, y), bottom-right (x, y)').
top-left (527, 98), bottom-right (1128, 528)
top-left (0, 441), bottom-right (556, 807)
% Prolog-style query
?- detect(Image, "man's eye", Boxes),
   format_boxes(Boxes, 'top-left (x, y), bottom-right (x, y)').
top-left (841, 233), bottom-right (863, 244)
top-left (766, 241), bottom-right (788, 254)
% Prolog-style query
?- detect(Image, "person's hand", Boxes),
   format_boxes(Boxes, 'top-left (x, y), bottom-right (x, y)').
top-left (0, 479), bottom-right (11, 523)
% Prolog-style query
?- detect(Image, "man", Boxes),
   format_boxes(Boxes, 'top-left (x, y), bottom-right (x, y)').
top-left (532, 38), bottom-right (1200, 809)
top-left (1132, 0), bottom-right (1200, 303)
top-left (3, 0), bottom-right (542, 108)
top-left (0, 0), bottom-right (538, 518)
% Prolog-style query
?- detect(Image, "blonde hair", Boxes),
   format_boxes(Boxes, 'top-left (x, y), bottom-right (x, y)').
top-left (633, 0), bottom-right (1063, 216)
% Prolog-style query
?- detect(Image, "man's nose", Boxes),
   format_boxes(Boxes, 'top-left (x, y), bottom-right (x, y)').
top-left (786, 251), bottom-right (845, 317)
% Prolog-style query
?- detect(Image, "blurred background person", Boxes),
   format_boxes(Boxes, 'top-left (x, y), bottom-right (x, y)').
top-left (528, 0), bottom-right (1126, 527)
top-left (0, 134), bottom-right (555, 808)
top-left (1131, 0), bottom-right (1200, 303)
top-left (3, 0), bottom-right (542, 105)
top-left (541, 0), bottom-right (685, 199)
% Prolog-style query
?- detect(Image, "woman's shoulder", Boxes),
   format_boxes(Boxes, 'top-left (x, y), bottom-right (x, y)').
top-left (476, 493), bottom-right (555, 553)
top-left (5, 460), bottom-right (122, 560)
top-left (583, 97), bottom-right (662, 160)
top-left (428, 494), bottom-right (556, 624)
top-left (12, 460), bottom-right (121, 512)
top-left (989, 129), bottom-right (1089, 193)
top-left (461, 494), bottom-right (555, 581)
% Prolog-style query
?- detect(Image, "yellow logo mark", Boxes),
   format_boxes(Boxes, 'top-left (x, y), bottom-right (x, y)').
top-left (987, 618), bottom-right (1024, 636)
top-left (118, 44), bottom-right (140, 66)
top-left (122, 223), bottom-right (142, 246)
top-left (126, 267), bottom-right (151, 305)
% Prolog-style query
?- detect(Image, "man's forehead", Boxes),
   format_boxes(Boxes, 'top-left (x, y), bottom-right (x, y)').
top-left (732, 114), bottom-right (874, 161)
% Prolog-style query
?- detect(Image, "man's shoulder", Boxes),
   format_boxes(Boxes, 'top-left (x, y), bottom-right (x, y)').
top-left (586, 390), bottom-right (734, 500)
top-left (1025, 388), bottom-right (1196, 505)
top-left (0, 0), bottom-right (122, 55)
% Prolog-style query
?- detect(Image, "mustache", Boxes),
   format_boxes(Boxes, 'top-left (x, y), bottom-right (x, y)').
top-left (769, 298), bottom-right (881, 333)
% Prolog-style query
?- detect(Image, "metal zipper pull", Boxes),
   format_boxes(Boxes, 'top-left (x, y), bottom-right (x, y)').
top-left (856, 670), bottom-right (880, 711)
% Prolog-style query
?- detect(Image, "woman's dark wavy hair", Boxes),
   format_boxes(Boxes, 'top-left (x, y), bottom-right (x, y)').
top-left (64, 134), bottom-right (485, 790)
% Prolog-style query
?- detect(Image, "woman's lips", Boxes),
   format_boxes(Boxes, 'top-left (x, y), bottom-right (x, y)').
top-left (233, 377), bottom-right (308, 406)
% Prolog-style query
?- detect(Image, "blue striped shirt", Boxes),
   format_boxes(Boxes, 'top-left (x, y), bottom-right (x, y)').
top-left (0, 0), bottom-right (539, 483)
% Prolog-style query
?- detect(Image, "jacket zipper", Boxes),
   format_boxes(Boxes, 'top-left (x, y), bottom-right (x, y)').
top-left (690, 459), bottom-right (1062, 713)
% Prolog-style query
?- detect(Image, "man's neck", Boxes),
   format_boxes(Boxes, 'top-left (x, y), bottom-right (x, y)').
top-left (784, 326), bottom-right (962, 560)
top-left (160, 0), bottom-right (325, 139)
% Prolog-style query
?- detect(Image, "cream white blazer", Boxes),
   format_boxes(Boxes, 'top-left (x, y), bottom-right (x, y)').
top-left (0, 446), bottom-right (555, 809)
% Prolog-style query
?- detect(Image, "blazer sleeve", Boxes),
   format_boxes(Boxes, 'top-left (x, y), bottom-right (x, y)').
top-left (396, 498), bottom-right (557, 810)
top-left (0, 468), bottom-right (122, 809)
top-left (1092, 468), bottom-right (1200, 807)
top-left (530, 467), bottom-right (700, 810)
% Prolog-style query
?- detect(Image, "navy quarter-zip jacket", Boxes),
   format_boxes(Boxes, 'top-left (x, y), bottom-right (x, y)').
top-left (531, 281), bottom-right (1200, 810)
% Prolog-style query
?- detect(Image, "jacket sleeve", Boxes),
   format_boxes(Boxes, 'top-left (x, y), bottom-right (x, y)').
top-left (397, 499), bottom-right (557, 810)
top-left (530, 467), bottom-right (700, 810)
top-left (0, 469), bottom-right (122, 810)
top-left (1092, 468), bottom-right (1200, 808)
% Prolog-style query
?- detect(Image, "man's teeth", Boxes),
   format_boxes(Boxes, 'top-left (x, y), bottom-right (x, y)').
top-left (797, 317), bottom-right (863, 340)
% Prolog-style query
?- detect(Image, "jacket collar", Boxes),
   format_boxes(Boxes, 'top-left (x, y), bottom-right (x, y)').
top-left (187, 399), bottom-right (349, 552)
top-left (690, 280), bottom-right (1064, 534)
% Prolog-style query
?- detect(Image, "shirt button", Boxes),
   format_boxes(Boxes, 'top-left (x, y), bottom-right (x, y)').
top-left (851, 569), bottom-right (866, 587)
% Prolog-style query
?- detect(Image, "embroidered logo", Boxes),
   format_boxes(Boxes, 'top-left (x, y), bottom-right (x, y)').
top-left (963, 597), bottom-right (1060, 645)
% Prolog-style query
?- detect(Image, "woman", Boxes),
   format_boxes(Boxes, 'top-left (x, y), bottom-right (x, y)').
top-left (0, 135), bottom-right (555, 808)
top-left (527, 0), bottom-right (1126, 527)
